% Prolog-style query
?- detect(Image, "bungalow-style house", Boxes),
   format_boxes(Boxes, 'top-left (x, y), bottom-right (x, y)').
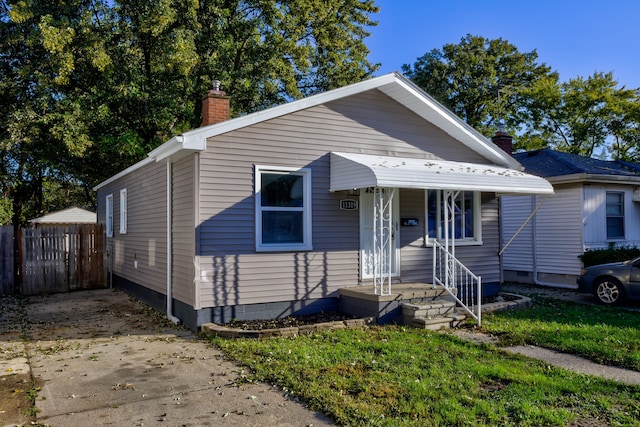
top-left (95, 72), bottom-right (552, 330)
top-left (501, 148), bottom-right (640, 288)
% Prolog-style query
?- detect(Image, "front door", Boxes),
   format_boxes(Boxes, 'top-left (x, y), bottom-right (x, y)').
top-left (360, 188), bottom-right (400, 279)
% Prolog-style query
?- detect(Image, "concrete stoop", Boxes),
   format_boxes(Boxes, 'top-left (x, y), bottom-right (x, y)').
top-left (402, 300), bottom-right (467, 330)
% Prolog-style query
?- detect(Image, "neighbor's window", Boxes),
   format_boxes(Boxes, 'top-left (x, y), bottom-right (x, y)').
top-left (255, 165), bottom-right (312, 251)
top-left (119, 189), bottom-right (127, 234)
top-left (426, 190), bottom-right (481, 244)
top-left (105, 194), bottom-right (114, 237)
top-left (606, 191), bottom-right (625, 239)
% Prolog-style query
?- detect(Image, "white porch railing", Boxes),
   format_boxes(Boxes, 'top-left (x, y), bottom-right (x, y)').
top-left (432, 240), bottom-right (482, 326)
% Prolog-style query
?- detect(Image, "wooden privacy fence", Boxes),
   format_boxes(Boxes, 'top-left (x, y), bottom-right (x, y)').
top-left (0, 226), bottom-right (13, 294)
top-left (0, 224), bottom-right (107, 295)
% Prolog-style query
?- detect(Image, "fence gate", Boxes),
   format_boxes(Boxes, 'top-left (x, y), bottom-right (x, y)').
top-left (67, 224), bottom-right (107, 291)
top-left (0, 224), bottom-right (106, 296)
top-left (22, 226), bottom-right (67, 294)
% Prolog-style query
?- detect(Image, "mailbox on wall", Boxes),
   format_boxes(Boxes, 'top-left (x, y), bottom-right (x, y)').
top-left (401, 218), bottom-right (419, 226)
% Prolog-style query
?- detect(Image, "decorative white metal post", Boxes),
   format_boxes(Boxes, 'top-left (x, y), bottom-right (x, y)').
top-left (443, 190), bottom-right (460, 289)
top-left (372, 187), bottom-right (395, 295)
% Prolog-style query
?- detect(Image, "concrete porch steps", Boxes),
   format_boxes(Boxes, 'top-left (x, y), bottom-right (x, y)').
top-left (337, 283), bottom-right (466, 325)
top-left (402, 300), bottom-right (467, 331)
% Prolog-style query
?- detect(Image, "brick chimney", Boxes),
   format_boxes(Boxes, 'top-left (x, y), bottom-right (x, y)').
top-left (491, 122), bottom-right (513, 155)
top-left (201, 80), bottom-right (230, 127)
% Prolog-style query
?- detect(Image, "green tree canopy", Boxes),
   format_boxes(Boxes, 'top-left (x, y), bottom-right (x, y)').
top-left (403, 34), bottom-right (640, 161)
top-left (401, 34), bottom-right (556, 136)
top-left (519, 72), bottom-right (640, 157)
top-left (0, 0), bottom-right (379, 225)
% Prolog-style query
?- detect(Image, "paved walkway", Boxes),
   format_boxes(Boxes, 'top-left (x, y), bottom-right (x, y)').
top-left (0, 289), bottom-right (334, 427)
top-left (456, 282), bottom-right (640, 386)
top-left (452, 330), bottom-right (640, 386)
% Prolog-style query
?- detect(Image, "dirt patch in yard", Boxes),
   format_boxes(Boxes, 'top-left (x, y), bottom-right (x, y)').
top-left (0, 372), bottom-right (34, 426)
top-left (0, 295), bottom-right (34, 426)
top-left (220, 311), bottom-right (359, 330)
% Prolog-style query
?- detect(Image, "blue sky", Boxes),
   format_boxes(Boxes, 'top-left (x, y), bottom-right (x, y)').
top-left (366, 0), bottom-right (640, 89)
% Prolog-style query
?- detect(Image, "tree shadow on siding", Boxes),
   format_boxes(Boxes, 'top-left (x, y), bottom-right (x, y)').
top-left (195, 155), bottom-right (360, 323)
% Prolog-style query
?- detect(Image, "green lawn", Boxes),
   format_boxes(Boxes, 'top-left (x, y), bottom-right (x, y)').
top-left (481, 296), bottom-right (640, 370)
top-left (212, 299), bottom-right (640, 427)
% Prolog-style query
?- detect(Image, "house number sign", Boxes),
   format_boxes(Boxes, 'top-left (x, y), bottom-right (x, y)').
top-left (340, 199), bottom-right (359, 210)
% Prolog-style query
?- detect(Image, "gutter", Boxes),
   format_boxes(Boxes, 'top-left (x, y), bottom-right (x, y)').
top-left (166, 160), bottom-right (181, 325)
top-left (547, 173), bottom-right (640, 186)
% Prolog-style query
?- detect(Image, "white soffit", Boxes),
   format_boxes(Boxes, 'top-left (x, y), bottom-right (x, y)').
top-left (330, 152), bottom-right (554, 195)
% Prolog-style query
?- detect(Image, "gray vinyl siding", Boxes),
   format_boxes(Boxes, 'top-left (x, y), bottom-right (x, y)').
top-left (502, 186), bottom-right (584, 278)
top-left (97, 161), bottom-right (168, 295)
top-left (196, 90), bottom-right (502, 308)
top-left (535, 186), bottom-right (583, 275)
top-left (172, 155), bottom-right (196, 307)
top-left (472, 195), bottom-right (501, 283)
top-left (398, 189), bottom-right (429, 281)
top-left (501, 195), bottom-right (536, 271)
top-left (583, 184), bottom-right (640, 249)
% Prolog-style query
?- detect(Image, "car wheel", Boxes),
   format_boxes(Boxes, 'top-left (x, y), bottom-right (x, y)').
top-left (594, 277), bottom-right (624, 305)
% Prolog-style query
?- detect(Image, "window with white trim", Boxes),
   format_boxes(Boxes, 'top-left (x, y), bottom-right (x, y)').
top-left (105, 194), bottom-right (114, 237)
top-left (255, 165), bottom-right (312, 251)
top-left (425, 190), bottom-right (481, 244)
top-left (606, 191), bottom-right (624, 239)
top-left (119, 189), bottom-right (127, 234)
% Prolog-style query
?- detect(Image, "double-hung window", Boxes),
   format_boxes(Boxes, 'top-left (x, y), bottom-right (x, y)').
top-left (606, 191), bottom-right (625, 239)
top-left (119, 189), bottom-right (127, 234)
top-left (255, 166), bottom-right (312, 251)
top-left (425, 190), bottom-right (481, 245)
top-left (105, 194), bottom-right (114, 237)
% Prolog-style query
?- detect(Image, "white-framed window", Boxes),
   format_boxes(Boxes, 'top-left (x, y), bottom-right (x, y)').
top-left (606, 191), bottom-right (625, 239)
top-left (425, 190), bottom-right (482, 245)
top-left (119, 189), bottom-right (127, 234)
top-left (105, 194), bottom-right (114, 237)
top-left (255, 165), bottom-right (312, 252)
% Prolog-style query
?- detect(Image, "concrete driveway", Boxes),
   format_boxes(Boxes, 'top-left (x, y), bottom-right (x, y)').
top-left (0, 289), bottom-right (334, 426)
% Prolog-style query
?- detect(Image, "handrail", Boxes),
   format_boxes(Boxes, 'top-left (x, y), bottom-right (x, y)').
top-left (432, 240), bottom-right (482, 326)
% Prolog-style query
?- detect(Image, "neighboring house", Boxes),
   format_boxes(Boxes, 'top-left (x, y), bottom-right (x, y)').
top-left (29, 207), bottom-right (97, 226)
top-left (94, 72), bottom-right (552, 330)
top-left (501, 148), bottom-right (640, 288)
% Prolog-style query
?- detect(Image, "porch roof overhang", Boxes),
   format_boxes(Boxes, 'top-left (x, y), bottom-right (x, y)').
top-left (330, 152), bottom-right (554, 195)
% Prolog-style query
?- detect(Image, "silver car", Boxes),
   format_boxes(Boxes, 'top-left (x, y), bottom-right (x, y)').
top-left (577, 257), bottom-right (640, 305)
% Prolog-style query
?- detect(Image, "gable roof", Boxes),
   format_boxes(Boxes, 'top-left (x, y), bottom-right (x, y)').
top-left (513, 149), bottom-right (640, 185)
top-left (29, 207), bottom-right (97, 224)
top-left (95, 72), bottom-right (520, 190)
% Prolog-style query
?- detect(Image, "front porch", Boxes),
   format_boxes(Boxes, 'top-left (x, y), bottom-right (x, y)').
top-left (338, 282), bottom-right (465, 327)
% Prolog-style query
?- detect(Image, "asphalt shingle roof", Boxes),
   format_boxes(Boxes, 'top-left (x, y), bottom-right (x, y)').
top-left (513, 149), bottom-right (640, 178)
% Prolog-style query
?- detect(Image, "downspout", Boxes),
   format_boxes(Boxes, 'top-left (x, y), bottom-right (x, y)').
top-left (532, 195), bottom-right (539, 285)
top-left (166, 160), bottom-right (181, 324)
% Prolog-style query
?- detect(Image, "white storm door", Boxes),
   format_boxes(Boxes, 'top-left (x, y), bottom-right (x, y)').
top-left (360, 188), bottom-right (400, 279)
